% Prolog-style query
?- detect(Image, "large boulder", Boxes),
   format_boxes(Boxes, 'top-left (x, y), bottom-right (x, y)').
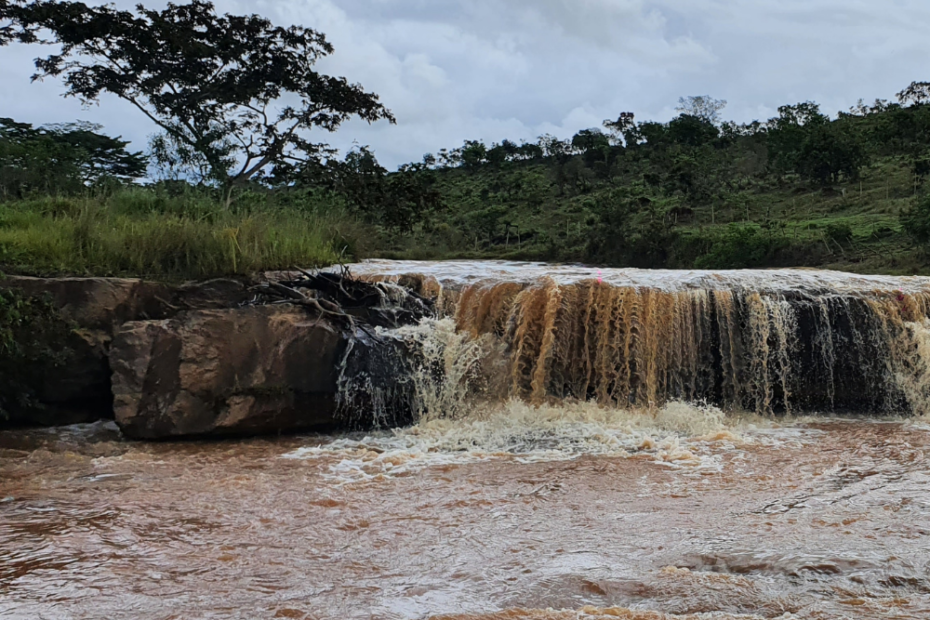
top-left (110, 306), bottom-right (347, 439)
top-left (0, 276), bottom-right (253, 428)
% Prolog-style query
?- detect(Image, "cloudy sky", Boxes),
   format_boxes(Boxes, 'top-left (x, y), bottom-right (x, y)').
top-left (2, 0), bottom-right (929, 169)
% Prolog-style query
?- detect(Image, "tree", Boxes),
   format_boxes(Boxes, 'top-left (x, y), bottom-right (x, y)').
top-left (771, 102), bottom-right (828, 128)
top-left (764, 102), bottom-right (868, 185)
top-left (794, 123), bottom-right (868, 185)
top-left (459, 140), bottom-right (489, 169)
top-left (50, 122), bottom-right (147, 183)
top-left (0, 0), bottom-right (394, 205)
top-left (0, 117), bottom-right (145, 197)
top-left (571, 128), bottom-right (610, 166)
top-left (766, 102), bottom-right (830, 176)
top-left (571, 129), bottom-right (610, 153)
top-left (148, 130), bottom-right (224, 184)
top-left (538, 134), bottom-right (572, 160)
top-left (676, 96), bottom-right (728, 125)
top-left (330, 147), bottom-right (444, 232)
top-left (603, 112), bottom-right (635, 144)
top-left (516, 142), bottom-right (543, 161)
top-left (666, 114), bottom-right (719, 147)
top-left (897, 81), bottom-right (930, 107)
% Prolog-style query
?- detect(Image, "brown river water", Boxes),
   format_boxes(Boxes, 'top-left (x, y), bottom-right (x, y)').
top-left (6, 261), bottom-right (930, 619)
top-left (4, 413), bottom-right (930, 619)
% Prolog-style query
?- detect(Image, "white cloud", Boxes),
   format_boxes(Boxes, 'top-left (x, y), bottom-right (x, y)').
top-left (2, 0), bottom-right (929, 168)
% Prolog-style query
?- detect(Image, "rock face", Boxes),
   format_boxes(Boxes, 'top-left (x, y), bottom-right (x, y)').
top-left (0, 276), bottom-right (252, 428)
top-left (110, 306), bottom-right (347, 439)
top-left (0, 276), bottom-right (251, 328)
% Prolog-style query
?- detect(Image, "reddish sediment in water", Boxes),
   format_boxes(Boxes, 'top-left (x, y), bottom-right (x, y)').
top-left (3, 418), bottom-right (930, 619)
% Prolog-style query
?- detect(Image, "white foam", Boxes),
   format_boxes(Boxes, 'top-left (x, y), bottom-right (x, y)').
top-left (283, 400), bottom-right (777, 484)
top-left (341, 259), bottom-right (930, 294)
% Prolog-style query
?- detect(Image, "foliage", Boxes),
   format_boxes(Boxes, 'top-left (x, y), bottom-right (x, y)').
top-left (313, 147), bottom-right (445, 232)
top-left (666, 115), bottom-right (720, 148)
top-left (694, 224), bottom-right (789, 269)
top-left (1, 0), bottom-right (394, 201)
top-left (897, 81), bottom-right (930, 106)
top-left (371, 84), bottom-right (930, 274)
top-left (0, 287), bottom-right (73, 421)
top-left (675, 96), bottom-right (728, 125)
top-left (901, 194), bottom-right (930, 247)
top-left (795, 123), bottom-right (869, 185)
top-left (0, 118), bottom-right (145, 198)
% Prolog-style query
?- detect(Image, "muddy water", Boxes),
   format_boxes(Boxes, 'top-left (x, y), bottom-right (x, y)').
top-left (3, 414), bottom-right (930, 619)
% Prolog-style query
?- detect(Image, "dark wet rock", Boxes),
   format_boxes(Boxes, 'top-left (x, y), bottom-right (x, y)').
top-left (336, 328), bottom-right (416, 429)
top-left (31, 328), bottom-right (114, 426)
top-left (110, 306), bottom-right (348, 439)
top-left (0, 276), bottom-right (173, 330)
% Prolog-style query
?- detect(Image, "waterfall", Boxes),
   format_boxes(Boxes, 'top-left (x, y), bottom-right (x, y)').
top-left (339, 261), bottom-right (930, 421)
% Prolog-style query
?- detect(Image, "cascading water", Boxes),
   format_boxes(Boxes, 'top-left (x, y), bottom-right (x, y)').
top-left (343, 260), bottom-right (930, 420)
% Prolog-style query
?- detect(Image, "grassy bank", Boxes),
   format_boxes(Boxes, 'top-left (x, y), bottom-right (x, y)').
top-left (375, 153), bottom-right (926, 275)
top-left (0, 189), bottom-right (367, 280)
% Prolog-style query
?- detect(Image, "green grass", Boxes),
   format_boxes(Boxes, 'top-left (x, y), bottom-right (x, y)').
top-left (0, 189), bottom-right (367, 280)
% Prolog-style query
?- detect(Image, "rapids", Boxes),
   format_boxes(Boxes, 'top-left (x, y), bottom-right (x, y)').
top-left (5, 260), bottom-right (930, 619)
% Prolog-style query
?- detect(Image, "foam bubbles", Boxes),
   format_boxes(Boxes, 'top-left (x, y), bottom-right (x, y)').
top-left (283, 400), bottom-right (748, 483)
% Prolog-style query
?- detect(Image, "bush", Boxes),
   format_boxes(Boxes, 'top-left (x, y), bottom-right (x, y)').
top-left (694, 224), bottom-right (789, 269)
top-left (825, 222), bottom-right (853, 243)
top-left (902, 195), bottom-right (930, 246)
top-left (0, 288), bottom-right (73, 421)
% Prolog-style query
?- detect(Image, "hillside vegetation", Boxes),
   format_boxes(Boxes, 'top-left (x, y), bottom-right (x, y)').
top-left (372, 94), bottom-right (930, 275)
top-left (6, 93), bottom-right (930, 278)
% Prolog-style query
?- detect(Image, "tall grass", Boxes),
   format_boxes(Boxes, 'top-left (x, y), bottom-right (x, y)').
top-left (0, 189), bottom-right (367, 279)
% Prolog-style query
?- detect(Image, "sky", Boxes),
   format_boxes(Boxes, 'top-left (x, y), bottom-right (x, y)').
top-left (2, 0), bottom-right (930, 169)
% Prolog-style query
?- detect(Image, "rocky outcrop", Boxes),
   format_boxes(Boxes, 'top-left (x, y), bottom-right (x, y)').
top-left (0, 276), bottom-right (251, 328)
top-left (0, 276), bottom-right (252, 429)
top-left (2, 272), bottom-right (429, 437)
top-left (110, 306), bottom-right (347, 439)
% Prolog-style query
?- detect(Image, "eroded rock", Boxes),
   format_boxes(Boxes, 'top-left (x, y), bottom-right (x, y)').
top-left (0, 276), bottom-right (253, 428)
top-left (110, 306), bottom-right (347, 439)
top-left (0, 276), bottom-right (251, 328)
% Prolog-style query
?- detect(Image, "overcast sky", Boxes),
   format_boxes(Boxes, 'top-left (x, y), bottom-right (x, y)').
top-left (2, 0), bottom-right (929, 169)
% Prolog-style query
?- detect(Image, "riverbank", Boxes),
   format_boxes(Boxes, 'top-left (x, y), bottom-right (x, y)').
top-left (0, 191), bottom-right (364, 280)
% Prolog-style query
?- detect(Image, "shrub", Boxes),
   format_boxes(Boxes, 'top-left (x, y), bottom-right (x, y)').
top-left (825, 222), bottom-right (853, 243)
top-left (902, 195), bottom-right (930, 246)
top-left (694, 224), bottom-right (789, 269)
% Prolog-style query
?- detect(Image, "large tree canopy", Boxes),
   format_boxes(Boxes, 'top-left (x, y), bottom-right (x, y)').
top-left (0, 0), bottom-right (395, 200)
